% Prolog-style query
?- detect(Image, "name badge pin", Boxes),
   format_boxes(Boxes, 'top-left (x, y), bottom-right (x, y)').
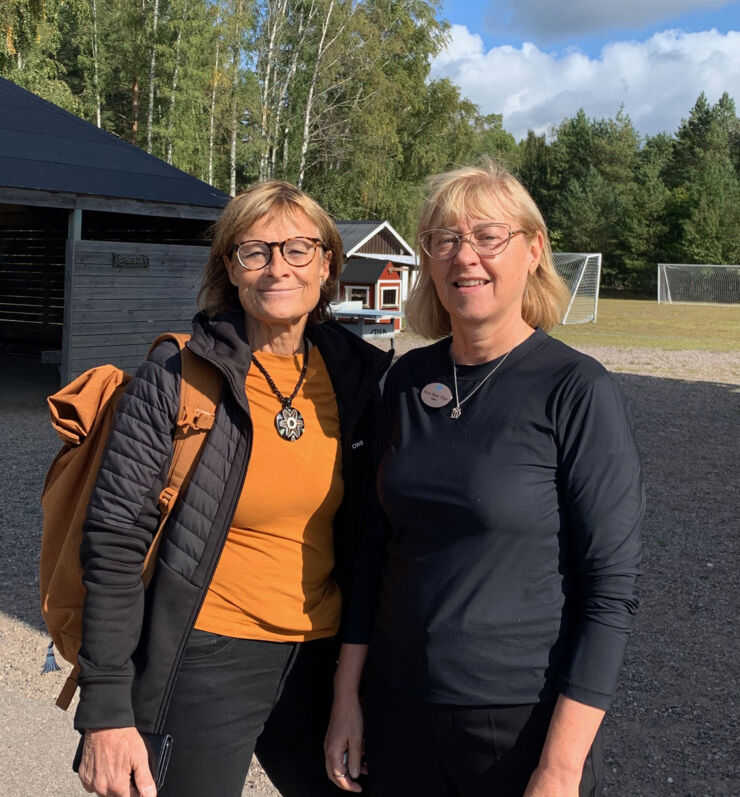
top-left (420, 383), bottom-right (453, 408)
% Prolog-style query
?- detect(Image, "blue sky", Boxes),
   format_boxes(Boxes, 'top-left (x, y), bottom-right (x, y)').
top-left (433, 0), bottom-right (740, 140)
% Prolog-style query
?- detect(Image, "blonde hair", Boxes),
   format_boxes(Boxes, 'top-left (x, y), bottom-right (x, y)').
top-left (405, 160), bottom-right (569, 338)
top-left (198, 181), bottom-right (342, 322)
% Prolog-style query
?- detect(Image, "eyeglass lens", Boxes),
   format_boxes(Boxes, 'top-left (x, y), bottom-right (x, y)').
top-left (237, 238), bottom-right (318, 269)
top-left (423, 224), bottom-right (512, 258)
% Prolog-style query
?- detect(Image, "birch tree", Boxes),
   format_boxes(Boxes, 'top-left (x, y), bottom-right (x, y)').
top-left (89, 0), bottom-right (101, 126)
top-left (146, 0), bottom-right (161, 154)
top-left (208, 1), bottom-right (225, 185)
top-left (255, 0), bottom-right (288, 180)
top-left (297, 0), bottom-right (342, 188)
top-left (165, 0), bottom-right (189, 163)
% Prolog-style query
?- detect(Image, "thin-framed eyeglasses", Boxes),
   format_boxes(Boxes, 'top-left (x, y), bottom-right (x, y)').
top-left (419, 223), bottom-right (526, 260)
top-left (231, 237), bottom-right (326, 270)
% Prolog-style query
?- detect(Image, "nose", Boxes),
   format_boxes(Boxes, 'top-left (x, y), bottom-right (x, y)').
top-left (453, 235), bottom-right (479, 265)
top-left (265, 244), bottom-right (292, 276)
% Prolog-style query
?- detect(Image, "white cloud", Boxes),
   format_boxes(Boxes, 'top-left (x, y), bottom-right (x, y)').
top-left (492, 0), bottom-right (736, 39)
top-left (431, 25), bottom-right (740, 141)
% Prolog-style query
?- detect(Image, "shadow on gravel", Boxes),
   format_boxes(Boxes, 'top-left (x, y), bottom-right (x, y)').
top-left (1, 358), bottom-right (737, 795)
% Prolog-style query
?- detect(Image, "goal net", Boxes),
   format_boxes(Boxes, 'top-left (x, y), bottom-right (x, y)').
top-left (553, 253), bottom-right (602, 324)
top-left (657, 264), bottom-right (740, 304)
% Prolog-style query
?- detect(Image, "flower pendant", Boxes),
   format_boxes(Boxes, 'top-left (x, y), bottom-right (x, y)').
top-left (275, 406), bottom-right (305, 441)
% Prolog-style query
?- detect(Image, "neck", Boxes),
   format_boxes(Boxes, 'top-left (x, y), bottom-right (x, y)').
top-left (450, 317), bottom-right (535, 365)
top-left (246, 315), bottom-right (308, 355)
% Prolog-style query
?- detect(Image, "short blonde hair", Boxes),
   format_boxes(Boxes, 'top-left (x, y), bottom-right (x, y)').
top-left (405, 160), bottom-right (569, 338)
top-left (198, 181), bottom-right (342, 322)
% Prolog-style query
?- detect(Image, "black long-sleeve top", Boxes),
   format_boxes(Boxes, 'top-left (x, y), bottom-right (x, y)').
top-left (345, 329), bottom-right (643, 710)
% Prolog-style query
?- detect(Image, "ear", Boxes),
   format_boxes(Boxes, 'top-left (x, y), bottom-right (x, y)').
top-left (528, 230), bottom-right (544, 274)
top-left (224, 253), bottom-right (239, 287)
top-left (319, 249), bottom-right (332, 283)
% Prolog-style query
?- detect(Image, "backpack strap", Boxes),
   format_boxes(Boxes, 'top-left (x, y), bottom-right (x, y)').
top-left (55, 334), bottom-right (221, 711)
top-left (143, 333), bottom-right (221, 585)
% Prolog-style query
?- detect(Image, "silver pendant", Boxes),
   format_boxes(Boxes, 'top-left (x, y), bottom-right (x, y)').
top-left (450, 406), bottom-right (462, 419)
top-left (421, 382), bottom-right (453, 408)
top-left (275, 406), bottom-right (304, 441)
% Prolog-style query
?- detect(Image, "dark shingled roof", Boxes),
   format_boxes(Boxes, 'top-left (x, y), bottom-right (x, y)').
top-left (340, 258), bottom-right (390, 284)
top-left (0, 77), bottom-right (229, 209)
top-left (336, 220), bottom-right (384, 253)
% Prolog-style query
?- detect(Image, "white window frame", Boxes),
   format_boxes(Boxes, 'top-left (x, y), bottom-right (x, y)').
top-left (344, 285), bottom-right (371, 308)
top-left (379, 284), bottom-right (399, 309)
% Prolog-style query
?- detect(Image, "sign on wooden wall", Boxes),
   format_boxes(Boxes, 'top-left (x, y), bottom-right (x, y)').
top-left (62, 239), bottom-right (208, 382)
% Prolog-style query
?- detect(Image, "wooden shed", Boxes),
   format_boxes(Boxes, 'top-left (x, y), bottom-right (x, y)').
top-left (337, 258), bottom-right (403, 329)
top-left (335, 220), bottom-right (415, 327)
top-left (0, 77), bottom-right (228, 383)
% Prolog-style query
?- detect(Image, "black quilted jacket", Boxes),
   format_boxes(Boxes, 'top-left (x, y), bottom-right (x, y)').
top-left (74, 311), bottom-right (392, 732)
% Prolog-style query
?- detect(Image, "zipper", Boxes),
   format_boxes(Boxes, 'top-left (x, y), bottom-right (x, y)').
top-left (153, 352), bottom-right (254, 732)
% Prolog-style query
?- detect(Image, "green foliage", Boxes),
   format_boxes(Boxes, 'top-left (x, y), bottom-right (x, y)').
top-left (0, 2), bottom-right (737, 293)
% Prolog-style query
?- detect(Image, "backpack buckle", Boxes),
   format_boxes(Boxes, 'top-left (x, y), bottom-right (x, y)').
top-left (178, 409), bottom-right (215, 434)
top-left (158, 486), bottom-right (179, 513)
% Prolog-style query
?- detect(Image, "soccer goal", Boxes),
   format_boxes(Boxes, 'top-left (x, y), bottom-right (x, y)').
top-left (657, 264), bottom-right (740, 304)
top-left (553, 253), bottom-right (602, 324)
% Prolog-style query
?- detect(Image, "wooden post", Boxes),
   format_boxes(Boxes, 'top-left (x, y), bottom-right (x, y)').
top-left (61, 210), bottom-right (82, 383)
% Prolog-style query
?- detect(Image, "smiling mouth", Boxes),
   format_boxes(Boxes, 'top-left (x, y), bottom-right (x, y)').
top-left (453, 279), bottom-right (489, 288)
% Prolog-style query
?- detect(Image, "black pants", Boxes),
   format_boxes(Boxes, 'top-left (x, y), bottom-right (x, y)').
top-left (363, 672), bottom-right (603, 797)
top-left (159, 630), bottom-right (343, 797)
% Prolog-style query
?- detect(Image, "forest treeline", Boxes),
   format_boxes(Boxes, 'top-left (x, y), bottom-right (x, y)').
top-left (3, 0), bottom-right (740, 292)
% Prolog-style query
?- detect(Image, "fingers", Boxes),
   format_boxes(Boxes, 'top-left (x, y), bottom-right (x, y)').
top-left (325, 745), bottom-right (362, 792)
top-left (131, 756), bottom-right (157, 797)
top-left (346, 737), bottom-right (364, 780)
top-left (77, 727), bottom-right (156, 797)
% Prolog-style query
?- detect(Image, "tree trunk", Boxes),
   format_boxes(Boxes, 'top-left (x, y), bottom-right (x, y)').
top-left (230, 52), bottom-right (238, 197)
top-left (166, 2), bottom-right (188, 164)
top-left (131, 77), bottom-right (140, 144)
top-left (270, 2), bottom-right (313, 179)
top-left (298, 0), bottom-right (336, 188)
top-left (91, 0), bottom-right (101, 127)
top-left (208, 2), bottom-right (224, 186)
top-left (282, 125), bottom-right (290, 174)
top-left (229, 1), bottom-right (243, 197)
top-left (258, 0), bottom-right (288, 181)
top-left (146, 0), bottom-right (160, 154)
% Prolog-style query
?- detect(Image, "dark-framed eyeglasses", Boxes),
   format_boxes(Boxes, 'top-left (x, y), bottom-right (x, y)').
top-left (231, 237), bottom-right (326, 270)
top-left (419, 223), bottom-right (526, 260)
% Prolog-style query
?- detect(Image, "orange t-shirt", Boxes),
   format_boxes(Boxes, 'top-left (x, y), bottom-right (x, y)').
top-left (195, 347), bottom-right (343, 641)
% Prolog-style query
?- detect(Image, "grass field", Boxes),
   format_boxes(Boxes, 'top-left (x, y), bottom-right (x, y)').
top-left (550, 299), bottom-right (740, 352)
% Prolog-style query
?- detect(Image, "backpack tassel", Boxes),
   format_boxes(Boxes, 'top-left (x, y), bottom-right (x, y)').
top-left (43, 640), bottom-right (61, 674)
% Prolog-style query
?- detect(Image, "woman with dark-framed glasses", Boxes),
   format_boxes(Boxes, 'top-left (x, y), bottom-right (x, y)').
top-left (74, 181), bottom-right (391, 797)
top-left (325, 161), bottom-right (643, 797)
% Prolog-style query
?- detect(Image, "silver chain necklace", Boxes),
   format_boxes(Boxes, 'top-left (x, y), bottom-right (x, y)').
top-left (450, 347), bottom-right (511, 419)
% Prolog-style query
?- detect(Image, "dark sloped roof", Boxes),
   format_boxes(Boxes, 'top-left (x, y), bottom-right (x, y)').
top-left (0, 77), bottom-right (229, 209)
top-left (336, 220), bottom-right (383, 252)
top-left (340, 258), bottom-right (390, 283)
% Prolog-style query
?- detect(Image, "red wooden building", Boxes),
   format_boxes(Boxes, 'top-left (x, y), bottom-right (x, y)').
top-left (335, 220), bottom-right (415, 330)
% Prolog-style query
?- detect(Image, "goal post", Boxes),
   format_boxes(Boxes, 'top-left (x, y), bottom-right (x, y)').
top-left (553, 253), bottom-right (602, 324)
top-left (657, 264), bottom-right (740, 304)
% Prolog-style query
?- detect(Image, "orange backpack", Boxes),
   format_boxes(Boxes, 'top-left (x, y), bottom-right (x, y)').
top-left (40, 333), bottom-right (221, 709)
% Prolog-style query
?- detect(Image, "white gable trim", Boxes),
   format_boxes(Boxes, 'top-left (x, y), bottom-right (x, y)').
top-left (344, 220), bottom-right (415, 258)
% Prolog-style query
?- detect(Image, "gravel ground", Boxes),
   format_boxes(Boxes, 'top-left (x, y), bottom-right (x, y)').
top-left (0, 334), bottom-right (738, 796)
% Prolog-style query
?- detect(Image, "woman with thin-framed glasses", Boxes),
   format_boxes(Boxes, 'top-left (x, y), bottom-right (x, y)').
top-left (325, 161), bottom-right (644, 796)
top-left (74, 181), bottom-right (391, 797)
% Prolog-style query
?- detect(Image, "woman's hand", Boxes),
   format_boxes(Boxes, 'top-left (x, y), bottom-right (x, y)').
top-left (324, 692), bottom-right (366, 792)
top-left (78, 727), bottom-right (156, 797)
top-left (524, 695), bottom-right (605, 797)
top-left (523, 763), bottom-right (581, 796)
